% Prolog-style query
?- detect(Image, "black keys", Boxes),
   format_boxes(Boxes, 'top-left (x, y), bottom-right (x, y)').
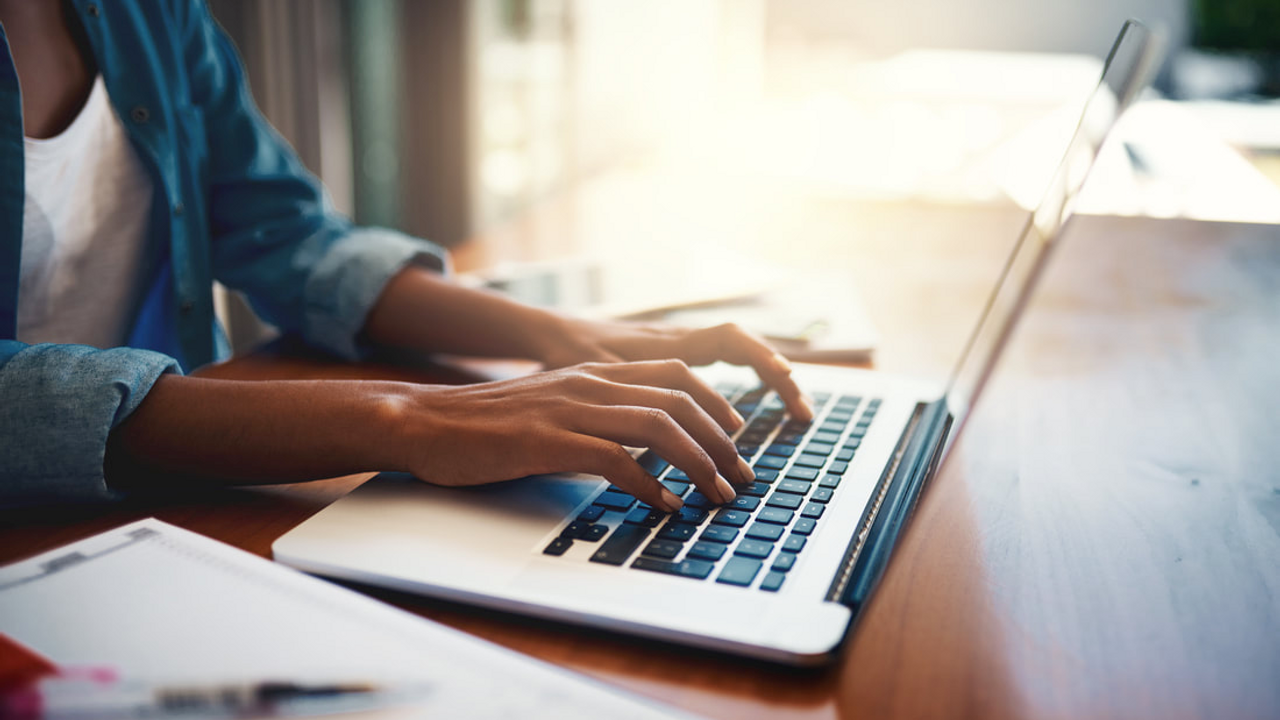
top-left (543, 537), bottom-right (573, 556)
top-left (638, 451), bottom-right (670, 476)
top-left (577, 505), bottom-right (606, 523)
top-left (811, 488), bottom-right (834, 504)
top-left (687, 541), bottom-right (728, 561)
top-left (801, 502), bottom-right (825, 519)
top-left (784, 467), bottom-right (819, 482)
top-left (818, 475), bottom-right (842, 488)
top-left (754, 455), bottom-right (787, 471)
top-left (763, 443), bottom-right (795, 457)
top-left (590, 524), bottom-right (650, 565)
top-left (836, 448), bottom-right (855, 461)
top-left (777, 479), bottom-right (812, 495)
top-left (661, 479), bottom-right (690, 497)
top-left (803, 442), bottom-right (835, 456)
top-left (666, 468), bottom-right (690, 481)
top-left (771, 553), bottom-right (797, 572)
top-left (595, 490), bottom-right (636, 512)
top-left (728, 496), bottom-right (761, 512)
top-left (766, 492), bottom-right (804, 511)
top-left (734, 540), bottom-right (773, 559)
top-left (738, 482), bottom-right (771, 497)
top-left (811, 431), bottom-right (841, 444)
top-left (701, 525), bottom-right (739, 544)
top-left (624, 507), bottom-right (665, 527)
top-left (793, 518), bottom-right (818, 535)
top-left (675, 506), bottom-right (709, 525)
top-left (656, 522), bottom-right (698, 543)
top-left (745, 522), bottom-right (785, 542)
top-left (793, 453), bottom-right (827, 469)
top-left (583, 524), bottom-right (609, 542)
top-left (827, 461), bottom-right (849, 475)
top-left (632, 557), bottom-right (715, 580)
top-left (560, 521), bottom-right (591, 539)
top-left (684, 491), bottom-right (715, 510)
top-left (642, 539), bottom-right (683, 559)
top-left (757, 507), bottom-right (794, 525)
top-left (716, 556), bottom-right (763, 586)
top-left (753, 468), bottom-right (779, 483)
top-left (710, 509), bottom-right (751, 527)
top-left (783, 535), bottom-right (807, 553)
top-left (760, 571), bottom-right (786, 592)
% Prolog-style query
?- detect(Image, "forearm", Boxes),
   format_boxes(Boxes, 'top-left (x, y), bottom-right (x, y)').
top-left (104, 374), bottom-right (407, 490)
top-left (363, 266), bottom-right (572, 362)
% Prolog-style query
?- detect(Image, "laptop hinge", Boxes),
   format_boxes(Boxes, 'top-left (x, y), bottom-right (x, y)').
top-left (824, 398), bottom-right (951, 609)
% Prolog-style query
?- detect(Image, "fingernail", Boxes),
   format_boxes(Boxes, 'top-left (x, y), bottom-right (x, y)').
top-left (661, 488), bottom-right (684, 512)
top-left (715, 475), bottom-right (736, 504)
top-left (736, 456), bottom-right (755, 484)
top-left (771, 352), bottom-right (793, 374)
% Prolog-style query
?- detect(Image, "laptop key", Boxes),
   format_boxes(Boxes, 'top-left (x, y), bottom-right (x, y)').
top-left (675, 506), bottom-right (709, 525)
top-left (738, 482), bottom-right (771, 498)
top-left (784, 467), bottom-right (820, 482)
top-left (711, 509), bottom-right (751, 527)
top-left (754, 455), bottom-right (787, 471)
top-left (656, 522), bottom-right (698, 543)
top-left (590, 525), bottom-right (650, 565)
top-left (793, 453), bottom-right (827, 469)
top-left (661, 479), bottom-right (691, 497)
top-left (811, 488), bottom-right (835, 504)
top-left (827, 461), bottom-right (849, 475)
top-left (812, 431), bottom-right (841, 444)
top-left (683, 491), bottom-right (715, 510)
top-left (760, 571), bottom-right (786, 592)
top-left (778, 479), bottom-right (812, 495)
top-left (642, 539), bottom-right (683, 559)
top-left (763, 443), bottom-right (795, 457)
top-left (583, 524), bottom-right (609, 542)
top-left (577, 505), bottom-right (606, 523)
top-left (595, 491), bottom-right (636, 512)
top-left (766, 492), bottom-right (804, 511)
top-left (757, 507), bottom-right (795, 525)
top-left (632, 557), bottom-right (715, 580)
top-left (624, 507), bottom-right (665, 527)
top-left (801, 502), bottom-right (825, 519)
top-left (686, 540), bottom-right (728, 562)
top-left (745, 522), bottom-right (785, 542)
top-left (716, 557), bottom-right (763, 586)
top-left (819, 475), bottom-right (842, 488)
top-left (771, 552), bottom-right (797, 572)
top-left (836, 448), bottom-right (855, 461)
top-left (638, 451), bottom-right (670, 476)
top-left (700, 525), bottom-right (739, 544)
top-left (544, 537), bottom-right (573, 556)
top-left (560, 521), bottom-right (590, 539)
top-left (783, 535), bottom-right (807, 553)
top-left (666, 468), bottom-right (690, 481)
top-left (734, 540), bottom-right (774, 560)
top-left (728, 496), bottom-right (761, 512)
top-left (793, 518), bottom-right (818, 536)
top-left (753, 468), bottom-right (779, 483)
top-left (803, 442), bottom-right (835, 457)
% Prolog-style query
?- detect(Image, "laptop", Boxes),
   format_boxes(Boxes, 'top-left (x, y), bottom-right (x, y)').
top-left (274, 22), bottom-right (1160, 666)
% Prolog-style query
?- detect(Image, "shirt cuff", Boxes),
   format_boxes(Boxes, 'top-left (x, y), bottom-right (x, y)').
top-left (0, 343), bottom-right (180, 506)
top-left (301, 227), bottom-right (451, 360)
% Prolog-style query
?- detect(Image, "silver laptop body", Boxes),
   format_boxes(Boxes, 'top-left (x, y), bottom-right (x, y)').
top-left (275, 23), bottom-right (1158, 666)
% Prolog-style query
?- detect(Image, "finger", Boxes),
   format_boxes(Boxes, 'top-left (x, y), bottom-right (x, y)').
top-left (679, 324), bottom-right (813, 421)
top-left (570, 435), bottom-right (683, 512)
top-left (565, 404), bottom-right (740, 503)
top-left (543, 345), bottom-right (625, 369)
top-left (588, 358), bottom-right (745, 432)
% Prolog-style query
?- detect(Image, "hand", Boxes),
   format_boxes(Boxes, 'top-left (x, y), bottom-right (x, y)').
top-left (538, 318), bottom-right (813, 421)
top-left (387, 360), bottom-right (758, 512)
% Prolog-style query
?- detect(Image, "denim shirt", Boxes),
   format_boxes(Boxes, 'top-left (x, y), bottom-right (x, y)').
top-left (0, 0), bottom-right (448, 505)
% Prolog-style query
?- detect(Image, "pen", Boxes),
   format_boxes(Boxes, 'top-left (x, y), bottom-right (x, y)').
top-left (2, 673), bottom-right (390, 719)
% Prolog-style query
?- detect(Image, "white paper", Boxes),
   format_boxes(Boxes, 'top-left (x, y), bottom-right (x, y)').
top-left (0, 519), bottom-right (692, 719)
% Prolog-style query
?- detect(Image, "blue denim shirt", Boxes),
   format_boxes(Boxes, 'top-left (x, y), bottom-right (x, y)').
top-left (0, 0), bottom-right (448, 505)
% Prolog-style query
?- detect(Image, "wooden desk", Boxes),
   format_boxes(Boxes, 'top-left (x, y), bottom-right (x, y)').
top-left (2, 203), bottom-right (1278, 719)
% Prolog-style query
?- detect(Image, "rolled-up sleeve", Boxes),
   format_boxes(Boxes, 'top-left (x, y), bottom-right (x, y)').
top-left (0, 341), bottom-right (179, 506)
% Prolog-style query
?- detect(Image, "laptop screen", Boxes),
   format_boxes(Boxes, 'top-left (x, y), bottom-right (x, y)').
top-left (940, 20), bottom-right (1160, 442)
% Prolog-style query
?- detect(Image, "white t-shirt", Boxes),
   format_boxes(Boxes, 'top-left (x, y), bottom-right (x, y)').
top-left (17, 74), bottom-right (154, 349)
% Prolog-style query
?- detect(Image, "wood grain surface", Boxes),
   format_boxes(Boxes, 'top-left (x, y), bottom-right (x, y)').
top-left (2, 198), bottom-right (1277, 719)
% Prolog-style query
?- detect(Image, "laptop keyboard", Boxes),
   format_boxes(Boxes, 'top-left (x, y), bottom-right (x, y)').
top-left (543, 385), bottom-right (881, 592)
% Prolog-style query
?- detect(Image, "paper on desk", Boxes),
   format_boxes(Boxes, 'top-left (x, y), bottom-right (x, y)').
top-left (0, 519), bottom-right (695, 719)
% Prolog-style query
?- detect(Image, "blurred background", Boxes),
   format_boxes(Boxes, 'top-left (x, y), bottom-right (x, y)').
top-left (205, 0), bottom-right (1280, 350)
